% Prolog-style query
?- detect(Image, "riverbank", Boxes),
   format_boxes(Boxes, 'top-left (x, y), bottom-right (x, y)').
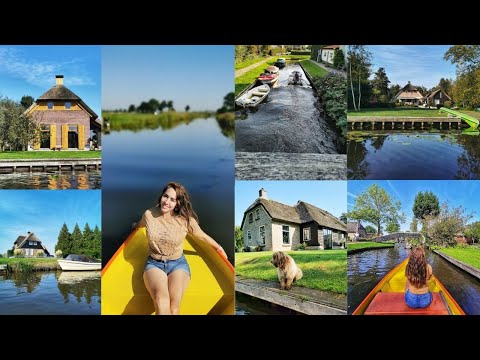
top-left (347, 241), bottom-right (395, 254)
top-left (347, 108), bottom-right (449, 117)
top-left (0, 151), bottom-right (101, 159)
top-left (0, 258), bottom-right (59, 272)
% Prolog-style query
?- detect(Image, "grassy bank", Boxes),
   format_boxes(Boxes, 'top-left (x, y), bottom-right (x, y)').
top-left (437, 247), bottom-right (480, 269)
top-left (0, 151), bottom-right (101, 159)
top-left (103, 111), bottom-right (212, 132)
top-left (347, 108), bottom-right (449, 117)
top-left (235, 57), bottom-right (272, 70)
top-left (347, 241), bottom-right (395, 252)
top-left (235, 250), bottom-right (347, 294)
top-left (460, 110), bottom-right (480, 120)
top-left (300, 60), bottom-right (328, 78)
top-left (0, 258), bottom-right (59, 272)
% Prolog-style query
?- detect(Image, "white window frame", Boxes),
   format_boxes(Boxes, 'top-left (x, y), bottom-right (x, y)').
top-left (259, 226), bottom-right (265, 245)
top-left (282, 225), bottom-right (290, 245)
top-left (303, 228), bottom-right (310, 242)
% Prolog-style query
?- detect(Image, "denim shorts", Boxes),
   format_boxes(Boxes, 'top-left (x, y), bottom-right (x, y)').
top-left (144, 254), bottom-right (191, 278)
top-left (404, 289), bottom-right (432, 309)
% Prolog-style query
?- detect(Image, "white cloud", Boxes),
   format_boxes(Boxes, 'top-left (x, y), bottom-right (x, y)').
top-left (347, 192), bottom-right (357, 199)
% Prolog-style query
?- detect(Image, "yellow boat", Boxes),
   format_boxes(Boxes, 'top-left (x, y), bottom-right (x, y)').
top-left (101, 227), bottom-right (234, 315)
top-left (353, 258), bottom-right (464, 315)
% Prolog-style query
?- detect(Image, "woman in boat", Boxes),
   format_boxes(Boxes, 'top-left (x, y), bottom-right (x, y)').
top-left (134, 181), bottom-right (227, 315)
top-left (404, 246), bottom-right (433, 309)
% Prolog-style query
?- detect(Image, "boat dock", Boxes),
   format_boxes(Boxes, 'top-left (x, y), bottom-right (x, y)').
top-left (0, 159), bottom-right (101, 174)
top-left (236, 276), bottom-right (346, 315)
top-left (348, 116), bottom-right (462, 130)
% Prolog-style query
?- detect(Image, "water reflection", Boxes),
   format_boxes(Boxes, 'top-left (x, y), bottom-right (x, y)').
top-left (57, 271), bottom-right (101, 305)
top-left (11, 271), bottom-right (43, 294)
top-left (348, 130), bottom-right (480, 179)
top-left (0, 170), bottom-right (101, 189)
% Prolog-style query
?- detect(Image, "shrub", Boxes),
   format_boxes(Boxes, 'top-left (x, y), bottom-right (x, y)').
top-left (436, 104), bottom-right (442, 109)
top-left (291, 50), bottom-right (311, 55)
top-left (36, 250), bottom-right (45, 258)
top-left (444, 100), bottom-right (452, 108)
top-left (14, 249), bottom-right (24, 258)
top-left (55, 250), bottom-right (63, 258)
top-left (297, 243), bottom-right (307, 250)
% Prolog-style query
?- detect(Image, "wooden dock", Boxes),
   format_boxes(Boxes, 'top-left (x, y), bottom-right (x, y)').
top-left (348, 116), bottom-right (462, 130)
top-left (0, 159), bottom-right (101, 174)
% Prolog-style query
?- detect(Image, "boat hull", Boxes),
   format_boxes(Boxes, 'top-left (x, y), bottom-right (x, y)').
top-left (101, 227), bottom-right (234, 315)
top-left (57, 259), bottom-right (101, 271)
top-left (353, 258), bottom-right (464, 315)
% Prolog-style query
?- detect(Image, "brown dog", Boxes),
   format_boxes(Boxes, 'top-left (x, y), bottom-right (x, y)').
top-left (271, 251), bottom-right (303, 290)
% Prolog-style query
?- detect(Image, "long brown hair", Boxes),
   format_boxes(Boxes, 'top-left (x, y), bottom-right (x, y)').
top-left (158, 182), bottom-right (199, 231)
top-left (405, 246), bottom-right (428, 288)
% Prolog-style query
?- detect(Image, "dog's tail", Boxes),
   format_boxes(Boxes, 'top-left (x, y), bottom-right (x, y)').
top-left (294, 267), bottom-right (303, 281)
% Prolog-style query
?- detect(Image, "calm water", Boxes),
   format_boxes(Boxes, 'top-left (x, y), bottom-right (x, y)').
top-left (347, 245), bottom-right (480, 315)
top-left (102, 117), bottom-right (234, 267)
top-left (236, 63), bottom-right (343, 154)
top-left (0, 271), bottom-right (100, 315)
top-left (235, 292), bottom-right (301, 315)
top-left (348, 131), bottom-right (480, 179)
top-left (0, 170), bottom-right (101, 189)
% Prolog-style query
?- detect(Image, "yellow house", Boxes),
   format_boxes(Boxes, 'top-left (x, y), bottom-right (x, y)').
top-left (26, 75), bottom-right (101, 150)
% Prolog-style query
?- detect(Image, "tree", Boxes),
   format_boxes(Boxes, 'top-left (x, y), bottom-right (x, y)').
top-left (413, 191), bottom-right (440, 220)
top-left (128, 104), bottom-right (136, 112)
top-left (423, 203), bottom-right (472, 247)
top-left (410, 218), bottom-right (418, 232)
top-left (0, 97), bottom-right (39, 151)
top-left (185, 105), bottom-right (190, 112)
top-left (235, 226), bottom-right (244, 252)
top-left (55, 223), bottom-right (70, 257)
top-left (339, 213), bottom-right (348, 223)
top-left (347, 45), bottom-right (372, 111)
top-left (389, 84), bottom-right (401, 102)
top-left (166, 100), bottom-right (174, 112)
top-left (371, 67), bottom-right (390, 103)
top-left (82, 223), bottom-right (94, 257)
top-left (438, 78), bottom-right (453, 96)
top-left (217, 92), bottom-right (235, 113)
top-left (347, 184), bottom-right (405, 235)
top-left (70, 223), bottom-right (83, 255)
top-left (444, 45), bottom-right (480, 74)
top-left (333, 49), bottom-right (345, 69)
top-left (92, 225), bottom-right (102, 260)
top-left (386, 222), bottom-right (400, 233)
top-left (20, 95), bottom-right (34, 109)
top-left (365, 225), bottom-right (376, 234)
top-left (465, 221), bottom-right (480, 244)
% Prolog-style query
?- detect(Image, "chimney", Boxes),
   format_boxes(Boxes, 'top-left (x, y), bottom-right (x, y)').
top-left (27, 231), bottom-right (31, 234)
top-left (259, 188), bottom-right (268, 199)
top-left (56, 75), bottom-right (64, 86)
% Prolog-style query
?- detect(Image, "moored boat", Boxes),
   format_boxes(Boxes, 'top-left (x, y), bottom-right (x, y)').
top-left (353, 258), bottom-right (464, 315)
top-left (57, 254), bottom-right (102, 271)
top-left (235, 84), bottom-right (271, 108)
top-left (101, 227), bottom-right (234, 315)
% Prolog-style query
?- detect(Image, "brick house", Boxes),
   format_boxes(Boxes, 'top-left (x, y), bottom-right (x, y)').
top-left (26, 75), bottom-right (101, 150)
top-left (13, 231), bottom-right (50, 257)
top-left (240, 188), bottom-right (347, 251)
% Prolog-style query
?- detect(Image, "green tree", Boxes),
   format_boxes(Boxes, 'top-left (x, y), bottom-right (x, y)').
top-left (20, 95), bottom-right (34, 109)
top-left (451, 70), bottom-right (480, 109)
top-left (389, 84), bottom-right (401, 102)
top-left (0, 97), bottom-right (39, 151)
top-left (333, 49), bottom-right (345, 69)
top-left (339, 213), bottom-right (348, 223)
top-left (235, 226), bottom-right (244, 252)
top-left (128, 104), bottom-right (136, 112)
top-left (386, 222), bottom-right (400, 233)
top-left (438, 78), bottom-right (453, 96)
top-left (347, 45), bottom-right (372, 111)
top-left (166, 100), bottom-right (174, 112)
top-left (235, 45), bottom-right (247, 64)
top-left (465, 221), bottom-right (480, 244)
top-left (413, 191), bottom-right (440, 220)
top-left (347, 184), bottom-right (405, 236)
top-left (410, 218), bottom-right (418, 232)
top-left (217, 92), bottom-right (235, 113)
top-left (310, 45), bottom-right (323, 60)
top-left (92, 225), bottom-right (102, 260)
top-left (70, 223), bottom-right (83, 255)
top-left (365, 225), bottom-right (377, 234)
top-left (371, 67), bottom-right (390, 103)
top-left (82, 223), bottom-right (94, 257)
top-left (444, 45), bottom-right (480, 74)
top-left (185, 105), bottom-right (190, 112)
top-left (55, 223), bottom-right (71, 257)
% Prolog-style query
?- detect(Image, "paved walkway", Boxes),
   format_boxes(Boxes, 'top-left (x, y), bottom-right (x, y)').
top-left (235, 275), bottom-right (347, 315)
top-left (235, 57), bottom-right (273, 78)
top-left (310, 60), bottom-right (347, 77)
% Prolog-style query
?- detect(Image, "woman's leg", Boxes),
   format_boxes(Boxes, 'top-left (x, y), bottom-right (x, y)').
top-left (168, 270), bottom-right (190, 315)
top-left (144, 268), bottom-right (170, 315)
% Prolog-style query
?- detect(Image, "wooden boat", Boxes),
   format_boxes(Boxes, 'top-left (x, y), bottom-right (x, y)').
top-left (101, 227), bottom-right (234, 315)
top-left (353, 258), bottom-right (464, 315)
top-left (257, 72), bottom-right (279, 85)
top-left (235, 84), bottom-right (271, 108)
top-left (57, 254), bottom-right (102, 271)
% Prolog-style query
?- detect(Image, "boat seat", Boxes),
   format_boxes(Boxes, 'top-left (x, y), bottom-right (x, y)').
top-left (252, 92), bottom-right (266, 96)
top-left (364, 292), bottom-right (449, 315)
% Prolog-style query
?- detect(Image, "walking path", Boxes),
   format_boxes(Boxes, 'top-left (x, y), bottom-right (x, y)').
top-left (310, 60), bottom-right (347, 77)
top-left (235, 57), bottom-right (273, 78)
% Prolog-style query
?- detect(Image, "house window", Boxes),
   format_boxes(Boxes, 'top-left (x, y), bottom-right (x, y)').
top-left (247, 230), bottom-right (252, 245)
top-left (248, 213), bottom-right (253, 223)
top-left (323, 228), bottom-right (332, 249)
top-left (33, 241), bottom-right (37, 245)
top-left (282, 225), bottom-right (290, 245)
top-left (65, 102), bottom-right (71, 109)
top-left (303, 228), bottom-right (310, 242)
top-left (259, 226), bottom-right (265, 245)
top-left (47, 102), bottom-right (54, 109)
top-left (255, 208), bottom-right (260, 220)
top-left (40, 124), bottom-right (50, 148)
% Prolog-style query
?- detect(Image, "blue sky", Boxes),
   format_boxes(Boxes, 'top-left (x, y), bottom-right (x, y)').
top-left (368, 45), bottom-right (456, 89)
top-left (348, 180), bottom-right (480, 232)
top-left (0, 191), bottom-right (101, 256)
top-left (102, 45), bottom-right (233, 112)
top-left (0, 45), bottom-right (101, 117)
top-left (235, 181), bottom-right (347, 226)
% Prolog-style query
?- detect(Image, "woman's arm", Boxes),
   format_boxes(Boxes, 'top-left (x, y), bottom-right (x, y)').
top-left (189, 218), bottom-right (228, 259)
top-left (132, 211), bottom-right (147, 229)
top-left (427, 264), bottom-right (433, 281)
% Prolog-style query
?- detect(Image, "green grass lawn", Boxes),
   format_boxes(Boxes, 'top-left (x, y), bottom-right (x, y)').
top-left (235, 57), bottom-right (272, 70)
top-left (437, 247), bottom-right (480, 269)
top-left (347, 241), bottom-right (395, 251)
top-left (235, 250), bottom-right (347, 294)
top-left (0, 258), bottom-right (59, 271)
top-left (460, 110), bottom-right (480, 120)
top-left (299, 60), bottom-right (328, 78)
top-left (347, 108), bottom-right (449, 117)
top-left (0, 151), bottom-right (101, 159)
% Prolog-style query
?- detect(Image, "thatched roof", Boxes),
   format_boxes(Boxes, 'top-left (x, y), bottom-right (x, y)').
top-left (242, 197), bottom-right (346, 231)
top-left (394, 81), bottom-right (424, 101)
top-left (16, 232), bottom-right (41, 248)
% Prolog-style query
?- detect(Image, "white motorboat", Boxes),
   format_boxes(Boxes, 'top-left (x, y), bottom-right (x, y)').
top-left (57, 254), bottom-right (102, 271)
top-left (235, 84), bottom-right (271, 108)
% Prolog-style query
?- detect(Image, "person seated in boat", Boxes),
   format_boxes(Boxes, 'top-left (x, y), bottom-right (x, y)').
top-left (404, 246), bottom-right (433, 309)
top-left (133, 182), bottom-right (227, 315)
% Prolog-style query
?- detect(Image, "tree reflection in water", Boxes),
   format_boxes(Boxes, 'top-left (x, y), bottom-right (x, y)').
top-left (12, 272), bottom-right (43, 293)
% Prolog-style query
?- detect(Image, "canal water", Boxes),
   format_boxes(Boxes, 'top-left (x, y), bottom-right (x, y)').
top-left (101, 117), bottom-right (235, 267)
top-left (347, 244), bottom-right (480, 315)
top-left (235, 292), bottom-right (301, 315)
top-left (0, 170), bottom-right (101, 189)
top-left (0, 271), bottom-right (100, 315)
top-left (348, 130), bottom-right (480, 179)
top-left (235, 63), bottom-right (343, 154)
